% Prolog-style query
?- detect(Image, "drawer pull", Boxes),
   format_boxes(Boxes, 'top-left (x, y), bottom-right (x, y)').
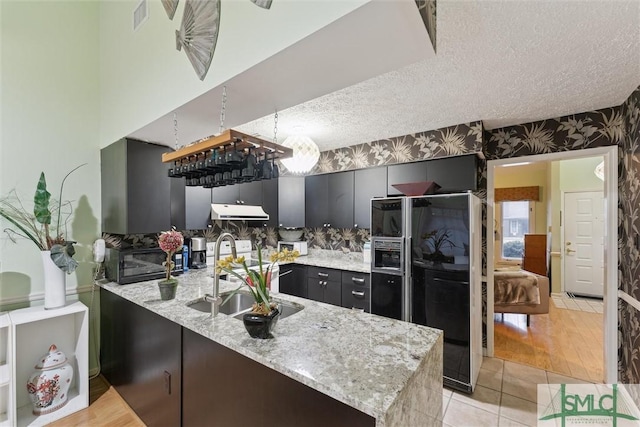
top-left (351, 307), bottom-right (365, 312)
top-left (352, 290), bottom-right (365, 297)
top-left (318, 272), bottom-right (329, 277)
top-left (351, 277), bottom-right (365, 283)
top-left (433, 277), bottom-right (470, 285)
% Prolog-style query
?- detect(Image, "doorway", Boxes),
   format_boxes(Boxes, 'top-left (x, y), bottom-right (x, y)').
top-left (487, 146), bottom-right (617, 384)
top-left (563, 191), bottom-right (605, 298)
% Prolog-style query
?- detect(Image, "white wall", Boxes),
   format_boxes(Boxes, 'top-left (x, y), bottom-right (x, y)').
top-left (98, 0), bottom-right (369, 148)
top-left (0, 1), bottom-right (101, 304)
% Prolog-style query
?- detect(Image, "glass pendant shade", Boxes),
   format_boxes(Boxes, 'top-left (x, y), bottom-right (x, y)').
top-left (280, 135), bottom-right (320, 174)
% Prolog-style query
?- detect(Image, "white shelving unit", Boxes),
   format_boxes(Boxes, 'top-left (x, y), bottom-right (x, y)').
top-left (0, 313), bottom-right (11, 426)
top-left (7, 302), bottom-right (88, 426)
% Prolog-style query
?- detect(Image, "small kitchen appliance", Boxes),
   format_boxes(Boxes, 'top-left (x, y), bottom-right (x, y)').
top-left (105, 247), bottom-right (183, 285)
top-left (277, 241), bottom-right (308, 255)
top-left (190, 237), bottom-right (207, 269)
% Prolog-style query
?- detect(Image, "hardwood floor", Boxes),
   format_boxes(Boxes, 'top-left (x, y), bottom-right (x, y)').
top-left (493, 299), bottom-right (604, 383)
top-left (48, 375), bottom-right (144, 427)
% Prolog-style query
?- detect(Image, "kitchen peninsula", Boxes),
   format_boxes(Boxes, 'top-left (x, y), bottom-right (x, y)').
top-left (99, 267), bottom-right (443, 427)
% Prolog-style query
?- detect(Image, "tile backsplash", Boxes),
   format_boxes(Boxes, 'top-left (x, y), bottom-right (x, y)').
top-left (103, 222), bottom-right (370, 252)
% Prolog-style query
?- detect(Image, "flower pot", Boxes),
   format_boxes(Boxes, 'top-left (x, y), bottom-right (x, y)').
top-left (242, 307), bottom-right (280, 339)
top-left (158, 278), bottom-right (178, 300)
top-left (41, 251), bottom-right (66, 309)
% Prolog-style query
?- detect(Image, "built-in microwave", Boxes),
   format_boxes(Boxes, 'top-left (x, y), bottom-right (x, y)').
top-left (371, 237), bottom-right (404, 275)
top-left (105, 247), bottom-right (183, 285)
top-left (277, 241), bottom-right (308, 255)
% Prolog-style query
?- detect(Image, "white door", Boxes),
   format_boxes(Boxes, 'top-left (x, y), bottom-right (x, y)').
top-left (564, 191), bottom-right (604, 297)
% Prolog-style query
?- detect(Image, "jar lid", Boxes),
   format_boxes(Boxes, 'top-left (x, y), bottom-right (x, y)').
top-left (34, 344), bottom-right (68, 370)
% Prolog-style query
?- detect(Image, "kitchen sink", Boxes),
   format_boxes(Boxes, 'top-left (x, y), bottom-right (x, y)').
top-left (187, 291), bottom-right (304, 320)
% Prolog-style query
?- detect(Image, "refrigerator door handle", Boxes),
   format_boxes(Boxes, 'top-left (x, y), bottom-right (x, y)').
top-left (432, 277), bottom-right (470, 285)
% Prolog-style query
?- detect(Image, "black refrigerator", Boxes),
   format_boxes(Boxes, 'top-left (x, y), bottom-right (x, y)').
top-left (370, 193), bottom-right (482, 393)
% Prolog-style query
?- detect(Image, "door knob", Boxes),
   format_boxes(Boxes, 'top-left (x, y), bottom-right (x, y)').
top-left (566, 248), bottom-right (576, 254)
top-left (566, 241), bottom-right (572, 245)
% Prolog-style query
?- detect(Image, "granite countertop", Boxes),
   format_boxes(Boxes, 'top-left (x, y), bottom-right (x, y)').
top-left (99, 267), bottom-right (442, 426)
top-left (264, 248), bottom-right (371, 273)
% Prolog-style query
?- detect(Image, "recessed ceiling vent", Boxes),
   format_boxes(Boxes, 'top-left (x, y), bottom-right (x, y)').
top-left (133, 0), bottom-right (149, 32)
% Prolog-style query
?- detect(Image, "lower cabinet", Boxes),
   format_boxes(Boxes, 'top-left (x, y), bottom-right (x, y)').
top-left (278, 263), bottom-right (307, 298)
top-left (182, 324), bottom-right (375, 427)
top-left (341, 271), bottom-right (371, 313)
top-left (100, 289), bottom-right (182, 426)
top-left (307, 267), bottom-right (342, 306)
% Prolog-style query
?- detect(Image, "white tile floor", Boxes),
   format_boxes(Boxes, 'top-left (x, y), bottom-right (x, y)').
top-left (441, 357), bottom-right (594, 427)
top-left (550, 293), bottom-right (603, 313)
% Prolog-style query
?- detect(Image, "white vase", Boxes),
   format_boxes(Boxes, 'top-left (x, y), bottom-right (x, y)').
top-left (41, 251), bottom-right (66, 309)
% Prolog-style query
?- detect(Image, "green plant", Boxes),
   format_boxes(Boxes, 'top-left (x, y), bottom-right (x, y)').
top-left (217, 246), bottom-right (299, 315)
top-left (502, 240), bottom-right (524, 258)
top-left (0, 165), bottom-right (85, 273)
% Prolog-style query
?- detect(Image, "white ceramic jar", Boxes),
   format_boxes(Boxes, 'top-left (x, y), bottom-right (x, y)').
top-left (26, 344), bottom-right (74, 415)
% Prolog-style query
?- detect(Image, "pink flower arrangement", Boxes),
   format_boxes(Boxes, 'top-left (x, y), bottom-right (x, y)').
top-left (158, 228), bottom-right (184, 281)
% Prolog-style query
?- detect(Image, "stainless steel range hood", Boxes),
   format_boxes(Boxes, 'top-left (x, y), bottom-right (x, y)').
top-left (211, 204), bottom-right (269, 221)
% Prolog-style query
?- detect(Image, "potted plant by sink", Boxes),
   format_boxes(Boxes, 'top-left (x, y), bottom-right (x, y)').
top-left (157, 228), bottom-right (184, 300)
top-left (218, 246), bottom-right (299, 338)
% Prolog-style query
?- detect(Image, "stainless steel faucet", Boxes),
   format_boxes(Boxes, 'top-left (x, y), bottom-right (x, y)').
top-left (205, 233), bottom-right (237, 317)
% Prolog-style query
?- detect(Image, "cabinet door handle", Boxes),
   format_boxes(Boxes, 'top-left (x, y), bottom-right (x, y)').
top-left (354, 223), bottom-right (358, 228)
top-left (351, 277), bottom-right (365, 284)
top-left (352, 290), bottom-right (365, 298)
top-left (164, 371), bottom-right (171, 395)
top-left (318, 272), bottom-right (329, 277)
top-left (279, 270), bottom-right (293, 277)
top-left (351, 307), bottom-right (365, 312)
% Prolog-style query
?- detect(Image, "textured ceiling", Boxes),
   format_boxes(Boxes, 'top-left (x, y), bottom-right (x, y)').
top-left (132, 0), bottom-right (640, 153)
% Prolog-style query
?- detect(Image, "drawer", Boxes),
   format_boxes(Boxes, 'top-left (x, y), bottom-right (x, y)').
top-left (341, 271), bottom-right (370, 288)
top-left (342, 287), bottom-right (370, 313)
top-left (307, 266), bottom-right (341, 282)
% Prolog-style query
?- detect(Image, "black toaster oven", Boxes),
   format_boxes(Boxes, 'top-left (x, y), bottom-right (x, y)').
top-left (105, 247), bottom-right (183, 285)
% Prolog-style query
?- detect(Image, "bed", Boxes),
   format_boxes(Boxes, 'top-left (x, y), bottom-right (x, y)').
top-left (493, 268), bottom-right (549, 327)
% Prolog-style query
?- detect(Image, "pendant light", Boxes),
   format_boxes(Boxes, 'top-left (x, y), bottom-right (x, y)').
top-left (280, 129), bottom-right (320, 174)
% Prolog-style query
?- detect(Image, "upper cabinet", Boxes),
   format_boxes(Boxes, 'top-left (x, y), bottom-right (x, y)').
top-left (426, 154), bottom-right (477, 193)
top-left (354, 167), bottom-right (387, 228)
top-left (101, 138), bottom-right (184, 234)
top-left (305, 172), bottom-right (354, 228)
top-left (387, 162), bottom-right (428, 196)
top-left (305, 174), bottom-right (329, 228)
top-left (387, 156), bottom-right (478, 196)
top-left (275, 177), bottom-right (305, 228)
top-left (184, 186), bottom-right (212, 230)
top-left (212, 181), bottom-right (262, 206)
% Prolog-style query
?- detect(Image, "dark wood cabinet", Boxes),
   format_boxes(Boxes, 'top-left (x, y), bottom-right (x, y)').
top-left (185, 186), bottom-right (212, 230)
top-left (426, 154), bottom-right (477, 192)
top-left (387, 162), bottom-right (428, 196)
top-left (354, 167), bottom-right (386, 228)
top-left (523, 234), bottom-right (547, 276)
top-left (100, 289), bottom-right (182, 427)
top-left (305, 174), bottom-right (329, 228)
top-left (279, 263), bottom-right (307, 298)
top-left (182, 328), bottom-right (374, 427)
top-left (212, 180), bottom-right (262, 205)
top-left (328, 171), bottom-right (354, 228)
top-left (341, 271), bottom-right (370, 313)
top-left (101, 138), bottom-right (182, 234)
top-left (277, 176), bottom-right (305, 228)
top-left (305, 172), bottom-right (354, 228)
top-left (307, 267), bottom-right (342, 306)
